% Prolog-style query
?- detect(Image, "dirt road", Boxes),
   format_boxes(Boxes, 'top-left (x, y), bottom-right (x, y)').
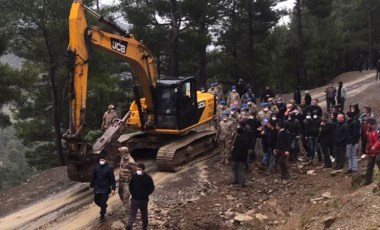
top-left (0, 70), bottom-right (378, 230)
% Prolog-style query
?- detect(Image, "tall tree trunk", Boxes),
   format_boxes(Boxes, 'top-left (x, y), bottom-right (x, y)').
top-left (368, 3), bottom-right (374, 69)
top-left (247, 0), bottom-right (256, 92)
top-left (169, 0), bottom-right (179, 77)
top-left (231, 0), bottom-right (238, 79)
top-left (43, 27), bottom-right (65, 166)
top-left (198, 21), bottom-right (207, 88)
top-left (48, 65), bottom-right (65, 166)
top-left (295, 0), bottom-right (306, 88)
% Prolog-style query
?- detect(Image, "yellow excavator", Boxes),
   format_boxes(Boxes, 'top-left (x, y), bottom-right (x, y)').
top-left (63, 0), bottom-right (216, 182)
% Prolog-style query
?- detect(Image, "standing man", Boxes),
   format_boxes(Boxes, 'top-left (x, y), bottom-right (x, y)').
top-left (304, 90), bottom-right (312, 106)
top-left (127, 163), bottom-right (155, 230)
top-left (230, 127), bottom-right (250, 187)
top-left (227, 86), bottom-right (240, 107)
top-left (359, 106), bottom-right (377, 159)
top-left (336, 81), bottom-right (347, 110)
top-left (90, 151), bottom-right (116, 223)
top-left (218, 111), bottom-right (235, 163)
top-left (261, 86), bottom-right (275, 103)
top-left (334, 114), bottom-right (348, 170)
top-left (325, 82), bottom-right (336, 112)
top-left (293, 86), bottom-right (302, 105)
top-left (102, 104), bottom-right (119, 131)
top-left (364, 118), bottom-right (380, 185)
top-left (346, 112), bottom-right (360, 175)
top-left (118, 147), bottom-right (136, 203)
top-left (274, 122), bottom-right (290, 180)
top-left (319, 114), bottom-right (334, 168)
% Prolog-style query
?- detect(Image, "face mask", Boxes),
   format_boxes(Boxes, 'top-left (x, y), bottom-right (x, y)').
top-left (313, 115), bottom-right (318, 119)
top-left (231, 112), bottom-right (235, 115)
top-left (137, 170), bottom-right (143, 175)
top-left (272, 117), bottom-right (277, 121)
top-left (263, 108), bottom-right (269, 112)
top-left (99, 160), bottom-right (106, 165)
top-left (350, 109), bottom-right (355, 112)
top-left (306, 115), bottom-right (311, 119)
top-left (223, 118), bottom-right (227, 121)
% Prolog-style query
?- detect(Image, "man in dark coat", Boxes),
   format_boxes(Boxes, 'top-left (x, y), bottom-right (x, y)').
top-left (319, 114), bottom-right (334, 168)
top-left (90, 151), bottom-right (116, 223)
top-left (346, 111), bottom-right (360, 174)
top-left (127, 163), bottom-right (155, 230)
top-left (293, 86), bottom-right (302, 105)
top-left (334, 114), bottom-right (348, 169)
top-left (275, 122), bottom-right (291, 179)
top-left (285, 112), bottom-right (301, 162)
top-left (304, 90), bottom-right (312, 106)
top-left (231, 127), bottom-right (250, 187)
top-left (261, 86), bottom-right (275, 103)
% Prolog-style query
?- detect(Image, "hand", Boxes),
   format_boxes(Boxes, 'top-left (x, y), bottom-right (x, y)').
top-left (284, 151), bottom-right (289, 157)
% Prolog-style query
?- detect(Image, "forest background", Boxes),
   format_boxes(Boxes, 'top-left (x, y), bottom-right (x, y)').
top-left (0, 0), bottom-right (379, 191)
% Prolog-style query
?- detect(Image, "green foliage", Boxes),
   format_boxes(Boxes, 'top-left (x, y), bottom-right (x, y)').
top-left (0, 127), bottom-right (35, 191)
top-left (24, 144), bottom-right (59, 171)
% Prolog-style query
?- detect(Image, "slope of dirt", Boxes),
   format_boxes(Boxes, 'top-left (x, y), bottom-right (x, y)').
top-left (1, 70), bottom-right (379, 230)
top-left (0, 166), bottom-right (75, 217)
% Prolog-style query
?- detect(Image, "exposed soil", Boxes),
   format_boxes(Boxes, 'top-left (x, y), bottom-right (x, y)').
top-left (1, 70), bottom-right (380, 230)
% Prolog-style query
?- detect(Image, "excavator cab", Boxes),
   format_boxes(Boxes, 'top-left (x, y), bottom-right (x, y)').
top-left (155, 77), bottom-right (197, 130)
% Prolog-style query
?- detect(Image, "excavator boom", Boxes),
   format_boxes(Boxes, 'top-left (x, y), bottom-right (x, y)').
top-left (64, 0), bottom-right (216, 182)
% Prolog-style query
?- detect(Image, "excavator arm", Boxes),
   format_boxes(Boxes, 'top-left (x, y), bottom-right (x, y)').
top-left (64, 1), bottom-right (216, 182)
top-left (66, 0), bottom-right (157, 137)
top-left (64, 0), bottom-right (158, 181)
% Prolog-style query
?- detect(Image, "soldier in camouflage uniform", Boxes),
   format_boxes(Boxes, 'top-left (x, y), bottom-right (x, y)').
top-left (229, 106), bottom-right (240, 128)
top-left (215, 81), bottom-right (224, 102)
top-left (118, 147), bottom-right (136, 203)
top-left (247, 99), bottom-right (257, 115)
top-left (218, 111), bottom-right (235, 163)
top-left (257, 103), bottom-right (272, 125)
top-left (101, 104), bottom-right (119, 131)
top-left (207, 83), bottom-right (218, 98)
top-left (227, 86), bottom-right (240, 107)
top-left (216, 101), bottom-right (229, 123)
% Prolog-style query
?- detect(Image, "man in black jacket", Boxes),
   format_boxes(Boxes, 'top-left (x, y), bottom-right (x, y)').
top-left (293, 86), bottom-right (301, 105)
top-left (285, 112), bottom-right (301, 162)
top-left (90, 151), bottom-right (116, 223)
top-left (305, 112), bottom-right (321, 165)
top-left (127, 163), bottom-right (155, 230)
top-left (346, 112), bottom-right (360, 174)
top-left (231, 127), bottom-right (250, 187)
top-left (275, 122), bottom-right (291, 179)
top-left (334, 114), bottom-right (348, 169)
top-left (319, 114), bottom-right (334, 168)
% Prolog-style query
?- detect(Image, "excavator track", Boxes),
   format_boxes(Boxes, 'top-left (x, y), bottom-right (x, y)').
top-left (156, 130), bottom-right (217, 171)
top-left (118, 128), bottom-right (218, 172)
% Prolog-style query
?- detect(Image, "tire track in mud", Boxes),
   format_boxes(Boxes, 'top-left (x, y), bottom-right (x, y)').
top-left (0, 160), bottom-right (156, 230)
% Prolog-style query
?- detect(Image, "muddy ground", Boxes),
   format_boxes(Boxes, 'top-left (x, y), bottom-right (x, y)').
top-left (1, 70), bottom-right (380, 230)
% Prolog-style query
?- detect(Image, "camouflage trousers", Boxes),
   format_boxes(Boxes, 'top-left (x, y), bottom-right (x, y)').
top-left (220, 140), bottom-right (231, 163)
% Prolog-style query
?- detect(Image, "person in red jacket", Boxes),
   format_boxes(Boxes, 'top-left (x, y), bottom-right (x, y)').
top-left (364, 117), bottom-right (380, 185)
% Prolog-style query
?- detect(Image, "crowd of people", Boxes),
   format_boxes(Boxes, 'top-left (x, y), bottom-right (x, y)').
top-left (211, 79), bottom-right (380, 188)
